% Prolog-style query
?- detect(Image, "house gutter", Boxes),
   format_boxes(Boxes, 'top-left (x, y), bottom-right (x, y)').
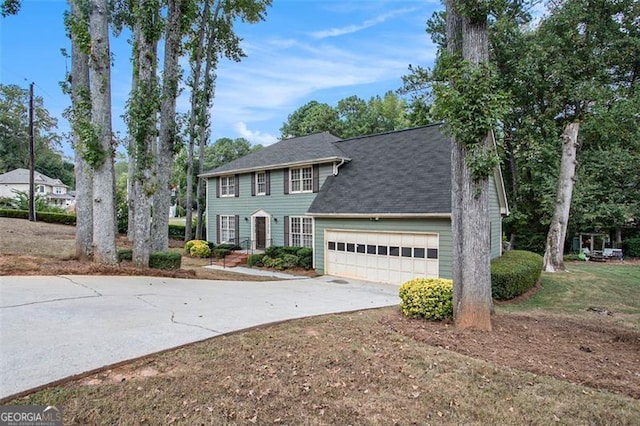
top-left (333, 158), bottom-right (347, 176)
top-left (306, 212), bottom-right (452, 219)
top-left (199, 156), bottom-right (352, 178)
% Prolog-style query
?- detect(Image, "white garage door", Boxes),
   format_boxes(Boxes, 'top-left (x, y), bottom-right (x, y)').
top-left (325, 230), bottom-right (439, 284)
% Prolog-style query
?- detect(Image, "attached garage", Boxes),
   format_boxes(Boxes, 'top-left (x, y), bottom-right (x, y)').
top-left (324, 230), bottom-right (439, 284)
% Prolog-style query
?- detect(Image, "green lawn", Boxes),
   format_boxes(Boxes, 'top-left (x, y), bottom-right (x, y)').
top-left (500, 262), bottom-right (640, 328)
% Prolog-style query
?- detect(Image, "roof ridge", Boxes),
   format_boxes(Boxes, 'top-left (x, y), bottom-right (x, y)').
top-left (334, 123), bottom-right (444, 144)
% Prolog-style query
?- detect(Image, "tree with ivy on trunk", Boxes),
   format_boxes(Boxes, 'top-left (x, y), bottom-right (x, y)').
top-left (86, 0), bottom-right (118, 264)
top-left (150, 0), bottom-right (191, 253)
top-left (66, 0), bottom-right (94, 261)
top-left (126, 0), bottom-right (162, 267)
top-left (431, 0), bottom-right (509, 330)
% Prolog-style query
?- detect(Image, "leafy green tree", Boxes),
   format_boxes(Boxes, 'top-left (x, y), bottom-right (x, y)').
top-left (0, 84), bottom-right (72, 185)
top-left (203, 137), bottom-right (262, 171)
top-left (279, 100), bottom-right (341, 138)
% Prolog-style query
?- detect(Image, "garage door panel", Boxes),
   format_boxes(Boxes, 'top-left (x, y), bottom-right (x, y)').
top-left (326, 230), bottom-right (439, 284)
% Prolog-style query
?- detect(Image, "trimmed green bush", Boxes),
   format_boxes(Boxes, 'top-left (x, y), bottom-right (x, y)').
top-left (189, 240), bottom-right (211, 258)
top-left (247, 253), bottom-right (263, 267)
top-left (168, 223), bottom-right (204, 240)
top-left (282, 254), bottom-right (299, 269)
top-left (213, 248), bottom-right (230, 259)
top-left (262, 255), bottom-right (284, 269)
top-left (281, 246), bottom-right (301, 256)
top-left (491, 250), bottom-right (543, 300)
top-left (216, 243), bottom-right (241, 251)
top-left (0, 209), bottom-right (76, 225)
top-left (399, 278), bottom-right (453, 321)
top-left (149, 251), bottom-right (182, 270)
top-left (623, 237), bottom-right (640, 258)
top-left (0, 209), bottom-right (28, 219)
top-left (168, 224), bottom-right (186, 240)
top-left (297, 247), bottom-right (313, 269)
top-left (117, 249), bottom-right (133, 262)
top-left (265, 246), bottom-right (282, 258)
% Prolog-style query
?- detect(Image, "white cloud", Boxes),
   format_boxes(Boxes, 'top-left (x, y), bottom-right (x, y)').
top-left (234, 122), bottom-right (279, 146)
top-left (310, 7), bottom-right (420, 39)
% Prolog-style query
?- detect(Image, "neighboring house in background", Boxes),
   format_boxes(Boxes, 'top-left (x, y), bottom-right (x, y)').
top-left (200, 124), bottom-right (509, 284)
top-left (0, 168), bottom-right (74, 208)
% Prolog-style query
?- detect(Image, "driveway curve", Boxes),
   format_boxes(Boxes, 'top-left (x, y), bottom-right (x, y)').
top-left (0, 275), bottom-right (399, 399)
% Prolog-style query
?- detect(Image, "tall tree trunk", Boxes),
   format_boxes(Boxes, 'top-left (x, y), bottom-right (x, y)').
top-left (195, 143), bottom-right (205, 239)
top-left (449, 4), bottom-right (492, 331)
top-left (185, 0), bottom-right (217, 242)
top-left (543, 122), bottom-right (580, 272)
top-left (195, 1), bottom-right (223, 240)
top-left (70, 0), bottom-right (93, 260)
top-left (127, 32), bottom-right (139, 243)
top-left (130, 0), bottom-right (159, 267)
top-left (88, 0), bottom-right (117, 264)
top-left (127, 137), bottom-right (136, 241)
top-left (151, 0), bottom-right (183, 252)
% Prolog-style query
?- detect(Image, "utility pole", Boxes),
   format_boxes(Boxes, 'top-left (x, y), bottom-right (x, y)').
top-left (28, 82), bottom-right (36, 222)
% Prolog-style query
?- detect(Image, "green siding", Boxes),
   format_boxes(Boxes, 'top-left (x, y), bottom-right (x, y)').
top-left (314, 218), bottom-right (453, 279)
top-left (206, 163), bottom-right (334, 245)
top-left (489, 176), bottom-right (503, 259)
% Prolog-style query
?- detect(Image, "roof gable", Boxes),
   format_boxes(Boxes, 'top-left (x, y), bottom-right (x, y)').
top-left (200, 132), bottom-right (348, 177)
top-left (0, 168), bottom-right (68, 187)
top-left (308, 125), bottom-right (452, 215)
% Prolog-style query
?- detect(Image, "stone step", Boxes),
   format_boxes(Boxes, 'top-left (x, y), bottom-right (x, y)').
top-left (214, 251), bottom-right (249, 267)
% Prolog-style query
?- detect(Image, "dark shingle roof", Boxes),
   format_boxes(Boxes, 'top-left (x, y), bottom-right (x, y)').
top-left (200, 132), bottom-right (347, 176)
top-left (308, 125), bottom-right (452, 215)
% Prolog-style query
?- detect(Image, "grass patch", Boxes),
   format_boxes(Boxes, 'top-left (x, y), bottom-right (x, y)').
top-left (500, 263), bottom-right (640, 328)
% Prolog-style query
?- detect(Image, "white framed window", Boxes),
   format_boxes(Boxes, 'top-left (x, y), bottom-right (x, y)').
top-left (36, 185), bottom-right (45, 193)
top-left (256, 171), bottom-right (266, 195)
top-left (220, 176), bottom-right (235, 197)
top-left (290, 166), bottom-right (312, 193)
top-left (290, 217), bottom-right (313, 248)
top-left (53, 186), bottom-right (64, 194)
top-left (220, 215), bottom-right (236, 242)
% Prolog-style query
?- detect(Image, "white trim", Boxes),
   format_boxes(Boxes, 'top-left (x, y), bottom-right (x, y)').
top-left (255, 171), bottom-right (266, 196)
top-left (289, 166), bottom-right (313, 194)
top-left (219, 175), bottom-right (235, 197)
top-left (289, 216), bottom-right (314, 248)
top-left (489, 129), bottom-right (510, 216)
top-left (251, 209), bottom-right (271, 250)
top-left (199, 156), bottom-right (351, 178)
top-left (307, 212), bottom-right (451, 219)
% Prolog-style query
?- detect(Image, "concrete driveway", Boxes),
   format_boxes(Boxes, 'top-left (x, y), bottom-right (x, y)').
top-left (0, 275), bottom-right (399, 400)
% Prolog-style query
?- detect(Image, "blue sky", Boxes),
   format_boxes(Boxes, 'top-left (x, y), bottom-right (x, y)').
top-left (1, 0), bottom-right (440, 156)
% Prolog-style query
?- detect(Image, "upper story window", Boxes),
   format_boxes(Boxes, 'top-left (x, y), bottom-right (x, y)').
top-left (220, 176), bottom-right (235, 197)
top-left (36, 185), bottom-right (46, 193)
top-left (53, 186), bottom-right (64, 194)
top-left (290, 166), bottom-right (313, 193)
top-left (256, 171), bottom-right (266, 195)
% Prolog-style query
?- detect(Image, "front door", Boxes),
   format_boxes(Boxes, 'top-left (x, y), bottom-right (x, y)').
top-left (255, 217), bottom-right (266, 249)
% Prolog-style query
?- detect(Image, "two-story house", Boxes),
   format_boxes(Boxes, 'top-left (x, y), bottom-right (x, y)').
top-left (0, 168), bottom-right (74, 208)
top-left (201, 124), bottom-right (509, 284)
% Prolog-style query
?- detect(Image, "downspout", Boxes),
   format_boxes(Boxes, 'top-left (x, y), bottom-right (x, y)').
top-left (334, 158), bottom-right (346, 176)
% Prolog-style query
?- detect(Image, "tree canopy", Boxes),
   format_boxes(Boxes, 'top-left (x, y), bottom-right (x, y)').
top-left (0, 83), bottom-right (74, 187)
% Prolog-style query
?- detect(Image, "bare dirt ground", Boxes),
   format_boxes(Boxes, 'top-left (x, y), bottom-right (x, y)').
top-left (2, 217), bottom-right (640, 409)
